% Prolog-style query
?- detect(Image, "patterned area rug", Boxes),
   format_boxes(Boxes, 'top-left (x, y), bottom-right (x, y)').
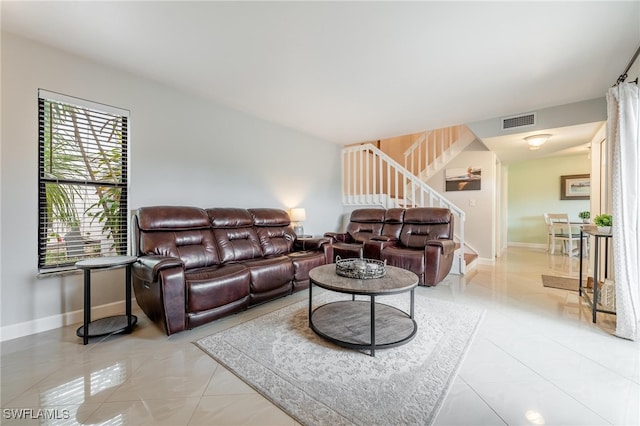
top-left (541, 274), bottom-right (579, 291)
top-left (195, 291), bottom-right (484, 426)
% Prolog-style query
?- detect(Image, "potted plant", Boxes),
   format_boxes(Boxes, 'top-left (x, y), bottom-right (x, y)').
top-left (578, 211), bottom-right (590, 223)
top-left (594, 213), bottom-right (612, 234)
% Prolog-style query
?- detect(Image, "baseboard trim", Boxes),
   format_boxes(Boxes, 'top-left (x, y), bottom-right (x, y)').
top-left (477, 257), bottom-right (496, 265)
top-left (508, 242), bottom-right (547, 250)
top-left (0, 299), bottom-right (130, 342)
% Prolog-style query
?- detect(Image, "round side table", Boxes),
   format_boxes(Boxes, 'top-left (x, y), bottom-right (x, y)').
top-left (75, 256), bottom-right (138, 345)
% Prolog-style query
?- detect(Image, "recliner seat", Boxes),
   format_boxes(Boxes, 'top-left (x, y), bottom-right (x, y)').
top-left (324, 208), bottom-right (386, 260)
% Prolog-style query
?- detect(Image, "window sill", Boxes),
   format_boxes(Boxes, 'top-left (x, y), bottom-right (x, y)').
top-left (37, 268), bottom-right (82, 279)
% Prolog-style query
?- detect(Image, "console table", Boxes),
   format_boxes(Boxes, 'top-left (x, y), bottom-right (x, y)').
top-left (579, 227), bottom-right (615, 323)
top-left (75, 256), bottom-right (138, 344)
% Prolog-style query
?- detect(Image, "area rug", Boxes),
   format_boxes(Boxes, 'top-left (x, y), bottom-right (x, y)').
top-left (195, 291), bottom-right (484, 426)
top-left (541, 274), bottom-right (579, 291)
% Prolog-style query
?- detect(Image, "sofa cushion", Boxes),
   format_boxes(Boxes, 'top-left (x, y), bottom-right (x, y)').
top-left (381, 208), bottom-right (405, 240)
top-left (185, 264), bottom-right (250, 312)
top-left (400, 208), bottom-right (453, 248)
top-left (249, 208), bottom-right (296, 256)
top-left (136, 207), bottom-right (220, 270)
top-left (249, 208), bottom-right (290, 226)
top-left (208, 208), bottom-right (263, 262)
top-left (332, 242), bottom-right (364, 260)
top-left (380, 246), bottom-right (425, 280)
top-left (242, 256), bottom-right (294, 294)
top-left (350, 208), bottom-right (386, 223)
top-left (207, 207), bottom-right (254, 228)
top-left (346, 208), bottom-right (385, 242)
top-left (287, 250), bottom-right (326, 282)
top-left (137, 206), bottom-right (210, 231)
top-left (139, 229), bottom-right (220, 269)
top-left (213, 228), bottom-right (264, 262)
top-left (255, 227), bottom-right (296, 256)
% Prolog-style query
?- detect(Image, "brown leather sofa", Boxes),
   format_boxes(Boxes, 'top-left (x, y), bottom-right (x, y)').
top-left (132, 206), bottom-right (330, 335)
top-left (325, 207), bottom-right (455, 286)
top-left (324, 208), bottom-right (406, 260)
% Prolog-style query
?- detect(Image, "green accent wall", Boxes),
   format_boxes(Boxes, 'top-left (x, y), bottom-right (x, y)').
top-left (508, 154), bottom-right (590, 245)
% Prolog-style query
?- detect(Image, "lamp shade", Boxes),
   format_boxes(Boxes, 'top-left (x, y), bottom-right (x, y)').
top-left (289, 208), bottom-right (306, 222)
top-left (524, 134), bottom-right (551, 149)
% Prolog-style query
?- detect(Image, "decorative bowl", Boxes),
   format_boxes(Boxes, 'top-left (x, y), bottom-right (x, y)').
top-left (335, 256), bottom-right (386, 279)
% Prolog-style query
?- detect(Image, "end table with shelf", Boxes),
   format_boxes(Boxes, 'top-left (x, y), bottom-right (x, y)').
top-left (579, 227), bottom-right (615, 323)
top-left (75, 255), bottom-right (138, 344)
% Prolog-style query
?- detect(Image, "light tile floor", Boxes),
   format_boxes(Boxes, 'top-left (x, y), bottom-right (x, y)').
top-left (2, 247), bottom-right (639, 425)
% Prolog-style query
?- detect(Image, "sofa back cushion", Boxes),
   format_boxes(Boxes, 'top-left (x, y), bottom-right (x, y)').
top-left (381, 208), bottom-right (405, 240)
top-left (399, 208), bottom-right (453, 248)
top-left (249, 208), bottom-right (296, 256)
top-left (135, 206), bottom-right (220, 269)
top-left (207, 208), bottom-right (263, 262)
top-left (346, 208), bottom-right (386, 243)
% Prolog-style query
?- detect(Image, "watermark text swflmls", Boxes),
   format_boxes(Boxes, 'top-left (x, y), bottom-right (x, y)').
top-left (3, 408), bottom-right (71, 420)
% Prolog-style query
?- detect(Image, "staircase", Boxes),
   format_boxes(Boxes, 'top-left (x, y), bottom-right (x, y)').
top-left (341, 124), bottom-right (481, 275)
top-left (404, 125), bottom-right (477, 181)
top-left (342, 142), bottom-right (470, 274)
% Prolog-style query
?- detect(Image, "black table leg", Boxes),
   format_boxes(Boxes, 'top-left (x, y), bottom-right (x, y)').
top-left (370, 295), bottom-right (376, 357)
top-left (593, 237), bottom-right (599, 323)
top-left (83, 269), bottom-right (91, 345)
top-left (579, 230), bottom-right (584, 296)
top-left (308, 281), bottom-right (313, 327)
top-left (126, 264), bottom-right (132, 332)
top-left (410, 289), bottom-right (415, 319)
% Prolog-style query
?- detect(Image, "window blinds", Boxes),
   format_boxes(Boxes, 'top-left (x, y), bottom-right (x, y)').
top-left (38, 90), bottom-right (129, 271)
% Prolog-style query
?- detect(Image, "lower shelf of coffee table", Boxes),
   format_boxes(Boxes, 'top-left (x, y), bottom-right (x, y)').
top-left (310, 300), bottom-right (416, 348)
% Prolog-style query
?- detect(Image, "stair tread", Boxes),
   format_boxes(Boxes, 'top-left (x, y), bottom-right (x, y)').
top-left (464, 253), bottom-right (478, 264)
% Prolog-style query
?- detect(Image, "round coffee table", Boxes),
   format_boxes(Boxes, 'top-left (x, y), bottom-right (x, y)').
top-left (308, 263), bottom-right (418, 356)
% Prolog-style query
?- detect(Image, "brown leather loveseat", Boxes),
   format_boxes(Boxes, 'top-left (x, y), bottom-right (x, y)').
top-left (325, 207), bottom-right (455, 286)
top-left (132, 206), bottom-right (330, 335)
top-left (324, 208), bottom-right (404, 260)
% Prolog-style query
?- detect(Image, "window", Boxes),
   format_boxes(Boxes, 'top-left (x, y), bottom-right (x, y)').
top-left (38, 90), bottom-right (129, 272)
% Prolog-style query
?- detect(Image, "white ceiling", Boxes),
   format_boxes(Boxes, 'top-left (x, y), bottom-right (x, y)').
top-left (2, 1), bottom-right (638, 162)
top-left (481, 122), bottom-right (604, 165)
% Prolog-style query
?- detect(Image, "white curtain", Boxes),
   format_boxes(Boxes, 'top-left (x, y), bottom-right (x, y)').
top-left (607, 82), bottom-right (640, 341)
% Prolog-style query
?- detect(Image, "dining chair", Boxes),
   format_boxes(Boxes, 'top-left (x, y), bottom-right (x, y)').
top-left (544, 213), bottom-right (586, 256)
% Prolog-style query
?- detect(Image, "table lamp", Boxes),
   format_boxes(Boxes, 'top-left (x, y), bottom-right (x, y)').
top-left (289, 208), bottom-right (306, 236)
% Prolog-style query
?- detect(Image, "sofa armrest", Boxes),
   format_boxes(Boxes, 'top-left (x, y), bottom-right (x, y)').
top-left (364, 239), bottom-right (398, 259)
top-left (133, 255), bottom-right (184, 283)
top-left (424, 239), bottom-right (456, 286)
top-left (323, 232), bottom-right (350, 243)
top-left (294, 237), bottom-right (331, 251)
top-left (426, 239), bottom-right (456, 254)
top-left (132, 256), bottom-right (187, 335)
top-left (370, 235), bottom-right (397, 242)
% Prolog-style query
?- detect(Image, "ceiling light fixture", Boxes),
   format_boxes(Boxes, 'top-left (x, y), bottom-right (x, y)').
top-left (524, 134), bottom-right (551, 150)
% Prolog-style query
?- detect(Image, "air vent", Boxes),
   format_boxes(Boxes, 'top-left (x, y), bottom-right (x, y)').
top-left (501, 113), bottom-right (536, 130)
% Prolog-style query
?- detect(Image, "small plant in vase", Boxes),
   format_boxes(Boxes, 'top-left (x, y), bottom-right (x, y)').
top-left (578, 211), bottom-right (590, 223)
top-left (594, 213), bottom-right (612, 234)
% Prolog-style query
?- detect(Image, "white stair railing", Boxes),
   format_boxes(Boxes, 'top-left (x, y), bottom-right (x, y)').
top-left (342, 143), bottom-right (466, 273)
top-left (404, 125), bottom-right (475, 180)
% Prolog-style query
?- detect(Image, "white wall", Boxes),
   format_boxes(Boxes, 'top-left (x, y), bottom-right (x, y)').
top-left (426, 140), bottom-right (497, 262)
top-left (0, 32), bottom-right (343, 339)
top-left (468, 97), bottom-right (607, 139)
top-left (508, 154), bottom-right (591, 246)
top-left (589, 123), bottom-right (608, 219)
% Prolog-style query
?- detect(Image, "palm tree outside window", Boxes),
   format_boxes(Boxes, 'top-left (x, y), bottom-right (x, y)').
top-left (38, 90), bottom-right (129, 272)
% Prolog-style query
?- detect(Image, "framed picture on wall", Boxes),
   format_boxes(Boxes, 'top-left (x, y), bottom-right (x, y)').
top-left (445, 166), bottom-right (481, 191)
top-left (560, 174), bottom-right (590, 200)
